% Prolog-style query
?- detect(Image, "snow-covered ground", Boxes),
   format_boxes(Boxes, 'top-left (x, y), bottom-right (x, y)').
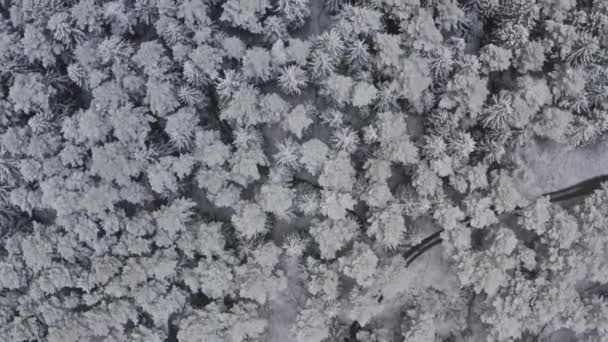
top-left (267, 256), bottom-right (306, 342)
top-left (513, 139), bottom-right (608, 198)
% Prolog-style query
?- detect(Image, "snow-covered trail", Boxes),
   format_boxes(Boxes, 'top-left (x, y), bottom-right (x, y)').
top-left (267, 256), bottom-right (307, 342)
top-left (266, 1), bottom-right (332, 341)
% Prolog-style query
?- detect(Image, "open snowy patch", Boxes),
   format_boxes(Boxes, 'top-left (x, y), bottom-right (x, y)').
top-left (514, 139), bottom-right (608, 198)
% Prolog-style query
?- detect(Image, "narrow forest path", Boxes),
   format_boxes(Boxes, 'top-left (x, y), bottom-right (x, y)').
top-left (266, 1), bottom-right (332, 341)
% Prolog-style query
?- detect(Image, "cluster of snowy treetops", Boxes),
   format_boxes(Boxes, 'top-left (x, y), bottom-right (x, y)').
top-left (1, 0), bottom-right (608, 341)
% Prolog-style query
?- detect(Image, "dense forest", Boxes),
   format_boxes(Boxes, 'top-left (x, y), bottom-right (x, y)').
top-left (0, 0), bottom-right (607, 341)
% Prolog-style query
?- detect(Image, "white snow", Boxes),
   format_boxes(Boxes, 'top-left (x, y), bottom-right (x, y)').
top-left (513, 139), bottom-right (608, 198)
top-left (267, 255), bottom-right (306, 342)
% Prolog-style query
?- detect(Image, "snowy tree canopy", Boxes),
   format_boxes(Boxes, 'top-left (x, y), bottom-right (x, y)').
top-left (0, 0), bottom-right (608, 341)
